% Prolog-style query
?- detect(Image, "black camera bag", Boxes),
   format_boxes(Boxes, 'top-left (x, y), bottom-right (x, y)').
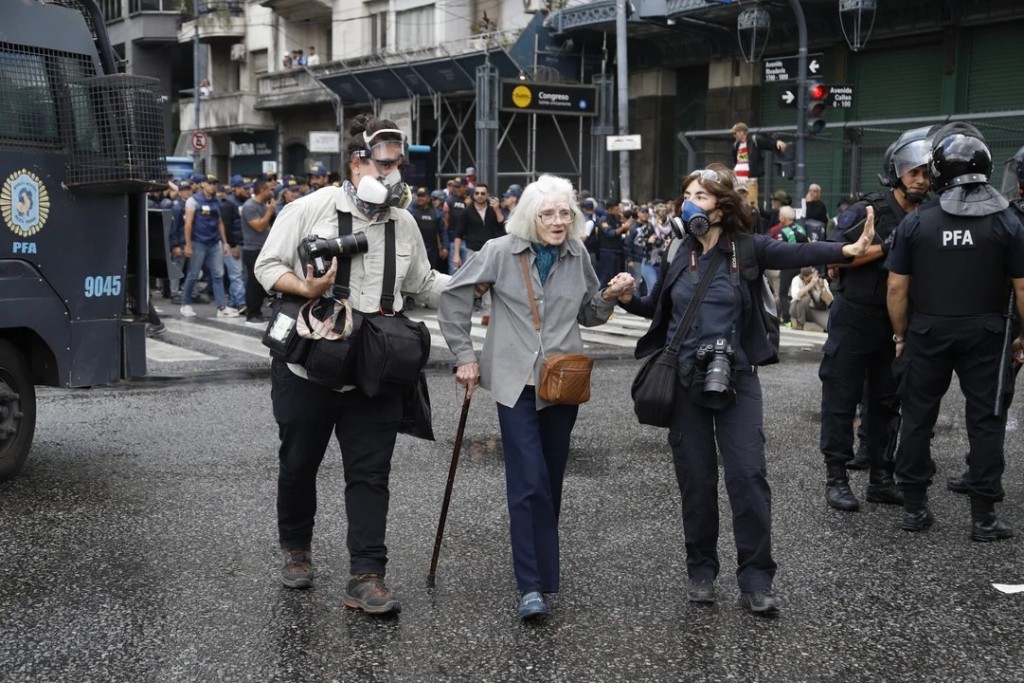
top-left (262, 294), bottom-right (313, 363)
top-left (353, 220), bottom-right (431, 397)
top-left (632, 249), bottom-right (723, 426)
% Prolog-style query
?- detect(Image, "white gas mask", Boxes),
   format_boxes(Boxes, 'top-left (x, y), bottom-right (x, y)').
top-left (354, 129), bottom-right (407, 207)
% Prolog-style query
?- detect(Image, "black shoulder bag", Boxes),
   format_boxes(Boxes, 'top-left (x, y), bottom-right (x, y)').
top-left (631, 248), bottom-right (724, 427)
top-left (352, 221), bottom-right (432, 398)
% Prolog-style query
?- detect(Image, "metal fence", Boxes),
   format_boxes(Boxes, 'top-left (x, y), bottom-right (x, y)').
top-left (678, 111), bottom-right (1024, 212)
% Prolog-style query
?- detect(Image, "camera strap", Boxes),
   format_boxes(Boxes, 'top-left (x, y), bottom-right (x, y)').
top-left (379, 219), bottom-right (398, 314)
top-left (333, 210), bottom-right (355, 300)
top-left (667, 247), bottom-right (724, 356)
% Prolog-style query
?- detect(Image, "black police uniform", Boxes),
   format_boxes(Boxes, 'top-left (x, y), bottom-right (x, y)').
top-left (819, 191), bottom-right (906, 508)
top-left (596, 213), bottom-right (625, 285)
top-left (886, 198), bottom-right (1024, 515)
top-left (408, 202), bottom-right (443, 270)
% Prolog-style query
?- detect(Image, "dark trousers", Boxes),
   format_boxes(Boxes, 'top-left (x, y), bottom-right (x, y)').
top-left (242, 250), bottom-right (265, 320)
top-left (819, 298), bottom-right (900, 471)
top-left (496, 386), bottom-right (579, 594)
top-left (669, 372), bottom-right (776, 592)
top-left (895, 314), bottom-right (1008, 502)
top-left (778, 268), bottom-right (800, 323)
top-left (597, 249), bottom-right (623, 287)
top-left (270, 360), bottom-right (403, 575)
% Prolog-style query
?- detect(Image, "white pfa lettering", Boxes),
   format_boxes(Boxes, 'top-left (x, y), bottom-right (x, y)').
top-left (942, 229), bottom-right (974, 246)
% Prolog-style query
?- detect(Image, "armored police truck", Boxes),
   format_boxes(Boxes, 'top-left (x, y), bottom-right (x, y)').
top-left (0, 0), bottom-right (167, 480)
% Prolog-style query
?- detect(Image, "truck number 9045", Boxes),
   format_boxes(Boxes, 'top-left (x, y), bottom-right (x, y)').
top-left (84, 275), bottom-right (122, 298)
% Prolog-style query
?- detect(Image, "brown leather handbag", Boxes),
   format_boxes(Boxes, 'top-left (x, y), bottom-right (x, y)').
top-left (520, 252), bottom-right (594, 405)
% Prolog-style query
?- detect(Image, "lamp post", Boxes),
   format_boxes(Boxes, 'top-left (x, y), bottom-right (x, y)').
top-left (839, 0), bottom-right (876, 52)
top-left (790, 0), bottom-right (808, 200)
top-left (615, 0), bottom-right (630, 201)
top-left (736, 5), bottom-right (771, 64)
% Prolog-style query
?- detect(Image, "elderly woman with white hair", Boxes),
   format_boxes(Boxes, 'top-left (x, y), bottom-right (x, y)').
top-left (439, 174), bottom-right (634, 621)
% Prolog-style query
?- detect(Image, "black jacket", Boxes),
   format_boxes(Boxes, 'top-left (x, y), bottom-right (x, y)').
top-left (456, 204), bottom-right (504, 251)
top-left (733, 132), bottom-right (780, 180)
top-left (624, 233), bottom-right (846, 366)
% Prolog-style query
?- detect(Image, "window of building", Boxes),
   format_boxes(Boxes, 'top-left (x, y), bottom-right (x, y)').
top-left (396, 5), bottom-right (434, 51)
top-left (370, 11), bottom-right (388, 53)
top-left (129, 0), bottom-right (177, 12)
top-left (100, 0), bottom-right (123, 22)
top-left (251, 49), bottom-right (268, 74)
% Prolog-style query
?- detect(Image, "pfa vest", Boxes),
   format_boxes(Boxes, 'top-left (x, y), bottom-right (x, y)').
top-left (909, 203), bottom-right (1005, 316)
top-left (192, 194), bottom-right (222, 244)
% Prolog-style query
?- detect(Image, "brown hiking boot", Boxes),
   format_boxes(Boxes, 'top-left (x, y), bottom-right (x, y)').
top-left (281, 548), bottom-right (314, 589)
top-left (342, 573), bottom-right (401, 614)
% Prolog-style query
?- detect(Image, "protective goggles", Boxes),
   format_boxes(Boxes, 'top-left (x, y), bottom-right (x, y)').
top-left (356, 128), bottom-right (407, 164)
top-left (691, 168), bottom-right (725, 183)
top-left (892, 139), bottom-right (932, 178)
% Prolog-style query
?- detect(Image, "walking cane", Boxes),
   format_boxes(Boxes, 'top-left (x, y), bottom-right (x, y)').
top-left (427, 385), bottom-right (472, 588)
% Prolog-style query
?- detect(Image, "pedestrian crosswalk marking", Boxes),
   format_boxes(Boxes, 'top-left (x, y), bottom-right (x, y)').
top-left (149, 306), bottom-right (826, 365)
top-left (161, 319), bottom-right (271, 359)
top-left (146, 338), bottom-right (217, 362)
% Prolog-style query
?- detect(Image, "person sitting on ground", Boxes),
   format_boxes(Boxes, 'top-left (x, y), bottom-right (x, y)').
top-left (788, 266), bottom-right (832, 330)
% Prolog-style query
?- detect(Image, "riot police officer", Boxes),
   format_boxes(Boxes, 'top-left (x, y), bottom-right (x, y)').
top-left (820, 128), bottom-right (933, 512)
top-left (947, 143), bottom-right (1024, 494)
top-left (886, 124), bottom-right (1024, 538)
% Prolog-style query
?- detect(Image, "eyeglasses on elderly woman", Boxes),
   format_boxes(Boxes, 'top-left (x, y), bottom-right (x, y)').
top-left (536, 210), bottom-right (574, 224)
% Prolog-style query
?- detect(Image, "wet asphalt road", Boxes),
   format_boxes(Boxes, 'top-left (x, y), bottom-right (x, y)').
top-left (3, 353), bottom-right (1024, 683)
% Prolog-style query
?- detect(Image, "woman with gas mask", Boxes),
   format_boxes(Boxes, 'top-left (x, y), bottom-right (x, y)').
top-left (254, 115), bottom-right (448, 614)
top-left (614, 163), bottom-right (874, 618)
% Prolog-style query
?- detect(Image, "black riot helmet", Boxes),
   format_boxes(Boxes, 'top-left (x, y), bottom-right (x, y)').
top-left (929, 128), bottom-right (993, 194)
top-left (879, 126), bottom-right (933, 189)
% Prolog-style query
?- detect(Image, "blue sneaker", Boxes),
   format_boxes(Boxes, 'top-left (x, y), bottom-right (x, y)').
top-left (517, 591), bottom-right (549, 620)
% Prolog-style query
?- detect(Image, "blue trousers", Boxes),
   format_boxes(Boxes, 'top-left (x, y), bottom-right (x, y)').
top-left (496, 386), bottom-right (579, 594)
top-left (182, 240), bottom-right (226, 308)
top-left (668, 372), bottom-right (776, 592)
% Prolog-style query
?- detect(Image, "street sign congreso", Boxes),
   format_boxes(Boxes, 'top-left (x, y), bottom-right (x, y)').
top-left (500, 81), bottom-right (597, 117)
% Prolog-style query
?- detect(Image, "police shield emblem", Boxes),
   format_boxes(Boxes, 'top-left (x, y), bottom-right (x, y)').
top-left (2, 170), bottom-right (50, 237)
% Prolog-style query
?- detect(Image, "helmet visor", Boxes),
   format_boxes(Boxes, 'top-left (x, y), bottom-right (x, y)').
top-left (892, 139), bottom-right (931, 178)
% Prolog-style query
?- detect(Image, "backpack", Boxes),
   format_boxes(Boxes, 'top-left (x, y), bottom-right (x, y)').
top-left (666, 232), bottom-right (780, 365)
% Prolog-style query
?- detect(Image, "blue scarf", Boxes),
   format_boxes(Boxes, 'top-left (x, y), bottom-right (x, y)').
top-left (532, 243), bottom-right (560, 285)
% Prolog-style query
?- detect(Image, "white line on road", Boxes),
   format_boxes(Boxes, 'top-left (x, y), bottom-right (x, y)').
top-left (162, 319), bottom-right (272, 359)
top-left (146, 338), bottom-right (217, 362)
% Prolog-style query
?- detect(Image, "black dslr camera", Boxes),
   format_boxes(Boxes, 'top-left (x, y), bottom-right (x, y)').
top-left (695, 338), bottom-right (735, 395)
top-left (297, 233), bottom-right (369, 277)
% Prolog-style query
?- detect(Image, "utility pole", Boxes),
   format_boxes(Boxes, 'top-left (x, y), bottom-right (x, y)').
top-left (790, 0), bottom-right (807, 200)
top-left (615, 0), bottom-right (630, 201)
top-left (193, 0), bottom-right (202, 172)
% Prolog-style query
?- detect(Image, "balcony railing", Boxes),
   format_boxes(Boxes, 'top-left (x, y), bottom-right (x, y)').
top-left (259, 0), bottom-right (331, 23)
top-left (256, 68), bottom-right (333, 110)
top-left (177, 12), bottom-right (246, 43)
top-left (179, 93), bottom-right (274, 132)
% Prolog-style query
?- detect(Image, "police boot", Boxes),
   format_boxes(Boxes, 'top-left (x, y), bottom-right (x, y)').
top-left (865, 467), bottom-right (903, 505)
top-left (969, 497), bottom-right (1015, 542)
top-left (900, 490), bottom-right (934, 532)
top-left (846, 440), bottom-right (871, 471)
top-left (825, 464), bottom-right (860, 512)
top-left (947, 461), bottom-right (970, 494)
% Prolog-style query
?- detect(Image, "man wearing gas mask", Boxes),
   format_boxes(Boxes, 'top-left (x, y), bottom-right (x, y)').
top-left (254, 115), bottom-right (448, 615)
top-left (818, 127), bottom-right (932, 514)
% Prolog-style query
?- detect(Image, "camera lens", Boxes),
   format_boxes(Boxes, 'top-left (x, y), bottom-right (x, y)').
top-left (704, 356), bottom-right (731, 393)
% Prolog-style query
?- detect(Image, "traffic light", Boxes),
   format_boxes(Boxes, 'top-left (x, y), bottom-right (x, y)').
top-left (806, 81), bottom-right (828, 135)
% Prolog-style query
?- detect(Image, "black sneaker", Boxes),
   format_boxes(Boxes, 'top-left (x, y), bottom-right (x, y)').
top-left (145, 322), bottom-right (167, 338)
top-left (281, 548), bottom-right (314, 589)
top-left (740, 590), bottom-right (780, 618)
top-left (901, 508), bottom-right (935, 532)
top-left (342, 573), bottom-right (401, 614)
top-left (245, 315), bottom-right (267, 327)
